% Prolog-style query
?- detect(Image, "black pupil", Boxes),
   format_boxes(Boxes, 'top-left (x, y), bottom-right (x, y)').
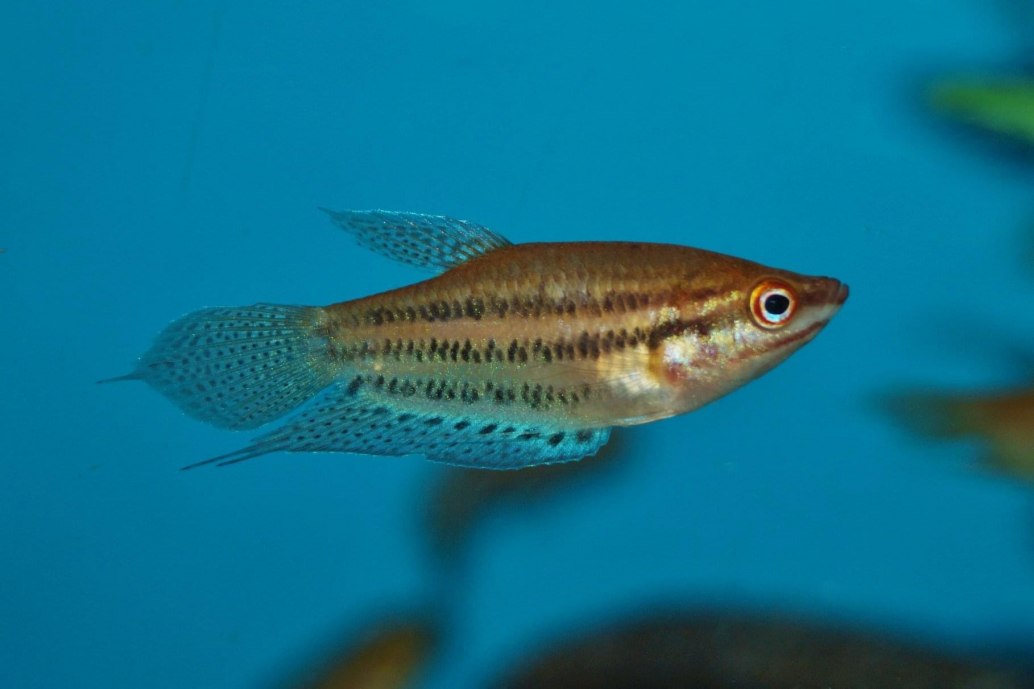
top-left (764, 293), bottom-right (791, 316)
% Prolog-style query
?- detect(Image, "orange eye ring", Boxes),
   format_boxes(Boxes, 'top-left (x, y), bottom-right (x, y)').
top-left (750, 279), bottom-right (797, 328)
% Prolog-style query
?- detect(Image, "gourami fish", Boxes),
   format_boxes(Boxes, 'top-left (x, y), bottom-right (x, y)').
top-left (114, 209), bottom-right (848, 470)
top-left (887, 388), bottom-right (1034, 481)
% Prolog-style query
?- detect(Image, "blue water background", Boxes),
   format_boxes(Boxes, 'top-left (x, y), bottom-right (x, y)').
top-left (4, 1), bottom-right (1034, 687)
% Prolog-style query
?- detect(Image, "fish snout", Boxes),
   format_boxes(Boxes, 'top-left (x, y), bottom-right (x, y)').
top-left (791, 276), bottom-right (848, 331)
top-left (809, 276), bottom-right (849, 314)
top-left (833, 280), bottom-right (849, 306)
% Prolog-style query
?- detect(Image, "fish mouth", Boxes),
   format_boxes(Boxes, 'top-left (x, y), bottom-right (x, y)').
top-left (834, 282), bottom-right (850, 306)
top-left (802, 277), bottom-right (849, 312)
top-left (819, 279), bottom-right (849, 317)
top-left (784, 279), bottom-right (848, 345)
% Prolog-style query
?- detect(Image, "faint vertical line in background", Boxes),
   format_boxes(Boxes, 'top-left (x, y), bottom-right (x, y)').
top-left (180, 2), bottom-right (226, 195)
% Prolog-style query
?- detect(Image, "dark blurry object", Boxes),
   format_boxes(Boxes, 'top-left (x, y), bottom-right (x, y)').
top-left (930, 79), bottom-right (1034, 145)
top-left (287, 617), bottom-right (437, 689)
top-left (425, 428), bottom-right (631, 562)
top-left (488, 610), bottom-right (1034, 689)
top-left (886, 389), bottom-right (1034, 481)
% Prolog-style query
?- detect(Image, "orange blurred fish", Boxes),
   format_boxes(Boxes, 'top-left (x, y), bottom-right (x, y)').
top-left (111, 209), bottom-right (848, 469)
top-left (288, 619), bottom-right (436, 689)
top-left (888, 388), bottom-right (1034, 480)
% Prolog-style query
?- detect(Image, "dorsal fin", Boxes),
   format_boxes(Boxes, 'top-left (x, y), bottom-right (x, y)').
top-left (321, 208), bottom-right (512, 272)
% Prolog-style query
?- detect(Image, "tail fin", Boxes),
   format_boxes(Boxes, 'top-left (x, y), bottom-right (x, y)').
top-left (117, 303), bottom-right (338, 430)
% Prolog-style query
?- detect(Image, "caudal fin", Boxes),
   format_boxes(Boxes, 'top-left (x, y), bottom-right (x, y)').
top-left (117, 303), bottom-right (338, 429)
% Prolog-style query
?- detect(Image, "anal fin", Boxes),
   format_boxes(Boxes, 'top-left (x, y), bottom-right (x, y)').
top-left (186, 379), bottom-right (610, 470)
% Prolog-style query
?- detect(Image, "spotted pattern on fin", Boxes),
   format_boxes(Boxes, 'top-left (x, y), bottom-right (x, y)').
top-left (320, 208), bottom-right (512, 272)
top-left (186, 381), bottom-right (611, 470)
top-left (130, 304), bottom-right (337, 430)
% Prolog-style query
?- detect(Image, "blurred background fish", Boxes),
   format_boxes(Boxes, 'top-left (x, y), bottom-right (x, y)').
top-left (930, 79), bottom-right (1034, 145)
top-left (885, 387), bottom-right (1034, 482)
top-left (276, 615), bottom-right (438, 689)
top-left (486, 608), bottom-right (1034, 689)
top-left (423, 428), bottom-right (633, 564)
top-left (891, 59), bottom-right (1034, 484)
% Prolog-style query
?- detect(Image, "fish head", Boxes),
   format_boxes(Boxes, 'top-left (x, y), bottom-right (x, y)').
top-left (655, 259), bottom-right (848, 412)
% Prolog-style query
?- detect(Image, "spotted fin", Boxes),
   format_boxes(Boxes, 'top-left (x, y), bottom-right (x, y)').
top-left (320, 208), bottom-right (512, 272)
top-left (184, 380), bottom-right (611, 470)
top-left (109, 304), bottom-right (339, 430)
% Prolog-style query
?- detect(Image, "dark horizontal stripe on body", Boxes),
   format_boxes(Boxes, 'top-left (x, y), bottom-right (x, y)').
top-left (328, 304), bottom-right (732, 370)
top-left (328, 324), bottom-right (661, 367)
top-left (342, 372), bottom-right (595, 412)
top-left (350, 289), bottom-right (662, 327)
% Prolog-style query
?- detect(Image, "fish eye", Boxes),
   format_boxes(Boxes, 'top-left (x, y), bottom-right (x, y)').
top-left (750, 280), bottom-right (797, 328)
